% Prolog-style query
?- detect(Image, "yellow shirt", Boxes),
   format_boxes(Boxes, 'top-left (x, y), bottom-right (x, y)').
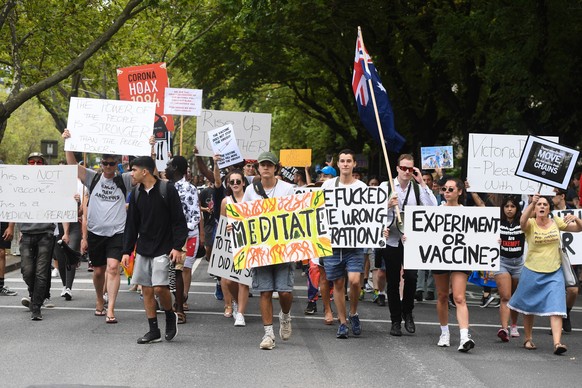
top-left (524, 217), bottom-right (566, 273)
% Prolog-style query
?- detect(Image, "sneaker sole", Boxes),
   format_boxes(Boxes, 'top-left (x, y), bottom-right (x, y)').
top-left (497, 331), bottom-right (510, 342)
top-left (259, 342), bottom-right (275, 350)
top-left (137, 338), bottom-right (162, 344)
top-left (459, 340), bottom-right (475, 352)
top-left (336, 334), bottom-right (348, 339)
top-left (438, 343), bottom-right (450, 347)
top-left (234, 322), bottom-right (246, 327)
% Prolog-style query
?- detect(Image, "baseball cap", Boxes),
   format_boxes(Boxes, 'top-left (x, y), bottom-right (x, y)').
top-left (257, 152), bottom-right (278, 165)
top-left (27, 152), bottom-right (47, 164)
top-left (321, 166), bottom-right (337, 177)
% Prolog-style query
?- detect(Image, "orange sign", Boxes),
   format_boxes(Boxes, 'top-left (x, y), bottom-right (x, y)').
top-left (117, 62), bottom-right (174, 131)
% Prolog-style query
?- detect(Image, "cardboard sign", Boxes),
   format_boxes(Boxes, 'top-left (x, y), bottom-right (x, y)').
top-left (65, 97), bottom-right (156, 156)
top-left (516, 136), bottom-right (579, 190)
top-left (467, 133), bottom-right (558, 195)
top-left (208, 216), bottom-right (252, 285)
top-left (164, 88), bottom-right (203, 116)
top-left (196, 109), bottom-right (271, 159)
top-left (227, 191), bottom-right (332, 270)
top-left (323, 186), bottom-right (389, 248)
top-left (0, 165), bottom-right (78, 222)
top-left (403, 206), bottom-right (501, 270)
top-left (208, 124), bottom-right (244, 168)
top-left (420, 146), bottom-right (453, 169)
top-left (280, 149), bottom-right (312, 167)
top-left (553, 209), bottom-right (582, 265)
top-left (117, 62), bottom-right (174, 131)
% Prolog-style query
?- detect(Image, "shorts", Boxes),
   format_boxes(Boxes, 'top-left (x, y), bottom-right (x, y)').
top-left (183, 236), bottom-right (199, 269)
top-left (87, 232), bottom-right (123, 266)
top-left (495, 256), bottom-right (524, 279)
top-left (131, 253), bottom-right (170, 287)
top-left (251, 263), bottom-right (294, 293)
top-left (368, 249), bottom-right (385, 271)
top-left (0, 222), bottom-right (11, 249)
top-left (433, 270), bottom-right (471, 276)
top-left (323, 248), bottom-right (365, 281)
top-left (204, 222), bottom-right (217, 248)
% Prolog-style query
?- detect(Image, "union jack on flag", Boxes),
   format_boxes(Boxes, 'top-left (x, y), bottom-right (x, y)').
top-left (352, 28), bottom-right (405, 153)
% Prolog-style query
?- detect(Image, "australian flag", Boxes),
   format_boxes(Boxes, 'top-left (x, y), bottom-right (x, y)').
top-left (352, 30), bottom-right (405, 153)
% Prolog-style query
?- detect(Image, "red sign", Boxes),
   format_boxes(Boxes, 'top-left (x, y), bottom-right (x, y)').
top-left (117, 62), bottom-right (174, 131)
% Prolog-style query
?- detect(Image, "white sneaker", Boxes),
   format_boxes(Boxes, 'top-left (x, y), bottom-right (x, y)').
top-left (259, 334), bottom-right (275, 350)
top-left (234, 313), bottom-right (246, 327)
top-left (21, 296), bottom-right (30, 308)
top-left (272, 292), bottom-right (279, 299)
top-left (437, 332), bottom-right (450, 347)
top-left (458, 336), bottom-right (475, 352)
top-left (60, 287), bottom-right (67, 297)
top-left (510, 325), bottom-right (520, 338)
top-left (103, 293), bottom-right (109, 304)
top-left (51, 268), bottom-right (59, 278)
top-left (279, 311), bottom-right (292, 341)
top-left (232, 301), bottom-right (238, 320)
top-left (43, 298), bottom-right (55, 308)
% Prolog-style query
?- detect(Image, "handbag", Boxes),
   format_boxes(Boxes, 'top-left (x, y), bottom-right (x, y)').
top-left (556, 219), bottom-right (579, 287)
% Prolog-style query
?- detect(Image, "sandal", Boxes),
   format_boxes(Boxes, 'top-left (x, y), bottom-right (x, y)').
top-left (94, 308), bottom-right (106, 317)
top-left (224, 305), bottom-right (233, 318)
top-left (523, 339), bottom-right (537, 350)
top-left (554, 343), bottom-right (567, 355)
top-left (105, 316), bottom-right (118, 324)
top-left (176, 311), bottom-right (186, 324)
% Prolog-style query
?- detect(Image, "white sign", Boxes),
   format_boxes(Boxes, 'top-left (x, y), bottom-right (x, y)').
top-left (65, 97), bottom-right (156, 156)
top-left (553, 209), bottom-right (582, 265)
top-left (208, 124), bottom-right (244, 169)
top-left (467, 133), bottom-right (558, 195)
top-left (164, 88), bottom-right (203, 116)
top-left (323, 186), bottom-right (389, 248)
top-left (196, 109), bottom-right (271, 159)
top-left (208, 216), bottom-right (252, 286)
top-left (0, 165), bottom-right (78, 222)
top-left (404, 206), bottom-right (501, 270)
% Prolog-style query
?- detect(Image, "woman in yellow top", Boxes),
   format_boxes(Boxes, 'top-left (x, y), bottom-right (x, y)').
top-left (508, 193), bottom-right (582, 355)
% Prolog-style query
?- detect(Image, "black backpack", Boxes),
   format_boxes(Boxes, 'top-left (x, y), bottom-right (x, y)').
top-left (87, 173), bottom-right (127, 205)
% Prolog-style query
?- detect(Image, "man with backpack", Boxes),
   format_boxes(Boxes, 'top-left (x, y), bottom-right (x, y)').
top-left (379, 153), bottom-right (437, 336)
top-left (63, 130), bottom-right (131, 323)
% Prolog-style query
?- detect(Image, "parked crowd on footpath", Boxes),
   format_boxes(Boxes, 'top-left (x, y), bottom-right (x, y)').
top-left (2, 138), bottom-right (582, 356)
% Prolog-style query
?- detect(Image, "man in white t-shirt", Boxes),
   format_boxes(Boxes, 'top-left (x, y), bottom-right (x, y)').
top-left (242, 151), bottom-right (295, 350)
top-left (321, 149), bottom-right (367, 339)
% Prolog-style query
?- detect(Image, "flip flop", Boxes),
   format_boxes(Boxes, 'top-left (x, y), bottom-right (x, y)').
top-left (176, 312), bottom-right (186, 324)
top-left (523, 339), bottom-right (537, 350)
top-left (106, 316), bottom-right (118, 324)
top-left (94, 309), bottom-right (106, 317)
top-left (554, 343), bottom-right (567, 355)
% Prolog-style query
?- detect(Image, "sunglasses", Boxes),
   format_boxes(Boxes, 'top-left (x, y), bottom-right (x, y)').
top-left (229, 179), bottom-right (242, 185)
top-left (441, 187), bottom-right (456, 193)
top-left (101, 161), bottom-right (117, 167)
top-left (398, 166), bottom-right (414, 172)
top-left (28, 160), bottom-right (44, 165)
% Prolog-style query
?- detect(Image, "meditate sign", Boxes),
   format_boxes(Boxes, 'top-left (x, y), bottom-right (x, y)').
top-left (323, 186), bottom-right (389, 248)
top-left (0, 165), bottom-right (78, 222)
top-left (65, 97), bottom-right (156, 156)
top-left (227, 191), bottom-right (332, 270)
top-left (208, 216), bottom-right (252, 286)
top-left (403, 206), bottom-right (501, 271)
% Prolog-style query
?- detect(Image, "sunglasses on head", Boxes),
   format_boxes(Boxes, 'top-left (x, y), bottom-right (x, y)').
top-left (28, 160), bottom-right (44, 165)
top-left (101, 161), bottom-right (117, 167)
top-left (398, 165), bottom-right (414, 172)
top-left (441, 186), bottom-right (456, 193)
top-left (229, 179), bottom-right (242, 185)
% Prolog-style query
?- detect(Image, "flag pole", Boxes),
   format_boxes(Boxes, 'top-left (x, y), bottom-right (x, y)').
top-left (179, 115), bottom-right (184, 156)
top-left (358, 27), bottom-right (403, 226)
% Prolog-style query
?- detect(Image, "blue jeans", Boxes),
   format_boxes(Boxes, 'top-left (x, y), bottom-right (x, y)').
top-left (20, 233), bottom-right (54, 308)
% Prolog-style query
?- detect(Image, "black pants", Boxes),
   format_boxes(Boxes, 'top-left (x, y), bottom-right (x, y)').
top-left (378, 241), bottom-right (418, 323)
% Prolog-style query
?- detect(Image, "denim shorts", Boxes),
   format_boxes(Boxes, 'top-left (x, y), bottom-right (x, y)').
top-left (252, 263), bottom-right (295, 293)
top-left (131, 254), bottom-right (170, 287)
top-left (495, 256), bottom-right (524, 279)
top-left (323, 248), bottom-right (365, 281)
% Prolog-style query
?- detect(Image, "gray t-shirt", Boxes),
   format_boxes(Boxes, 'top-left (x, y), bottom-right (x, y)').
top-left (85, 169), bottom-right (132, 237)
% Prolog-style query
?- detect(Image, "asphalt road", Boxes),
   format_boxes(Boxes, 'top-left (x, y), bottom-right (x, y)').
top-left (1, 259), bottom-right (581, 388)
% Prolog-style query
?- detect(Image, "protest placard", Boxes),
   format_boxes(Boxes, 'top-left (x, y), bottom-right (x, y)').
top-left (65, 97), bottom-right (156, 156)
top-left (0, 165), bottom-right (78, 222)
top-left (280, 149), bottom-right (312, 167)
top-left (403, 206), bottom-right (501, 270)
top-left (196, 109), bottom-right (271, 159)
top-left (117, 62), bottom-right (174, 131)
top-left (516, 136), bottom-right (579, 190)
top-left (553, 209), bottom-right (582, 265)
top-left (323, 186), bottom-right (389, 248)
top-left (164, 88), bottom-right (203, 116)
top-left (280, 166), bottom-right (298, 183)
top-left (208, 124), bottom-right (244, 168)
top-left (467, 133), bottom-right (558, 195)
top-left (208, 216), bottom-right (252, 286)
top-left (227, 191), bottom-right (332, 270)
top-left (420, 146), bottom-right (453, 169)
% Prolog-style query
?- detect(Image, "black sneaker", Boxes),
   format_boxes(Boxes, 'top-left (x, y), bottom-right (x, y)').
top-left (137, 330), bottom-right (162, 344)
top-left (165, 313), bottom-right (178, 341)
top-left (31, 308), bottom-right (43, 321)
top-left (390, 322), bottom-right (402, 336)
top-left (480, 294), bottom-right (495, 308)
top-left (415, 290), bottom-right (423, 302)
top-left (426, 291), bottom-right (435, 301)
top-left (563, 315), bottom-right (572, 333)
top-left (378, 294), bottom-right (386, 306)
top-left (403, 313), bottom-right (416, 333)
top-left (304, 301), bottom-right (317, 315)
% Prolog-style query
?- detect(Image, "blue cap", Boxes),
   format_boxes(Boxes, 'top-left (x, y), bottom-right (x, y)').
top-left (321, 166), bottom-right (337, 177)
